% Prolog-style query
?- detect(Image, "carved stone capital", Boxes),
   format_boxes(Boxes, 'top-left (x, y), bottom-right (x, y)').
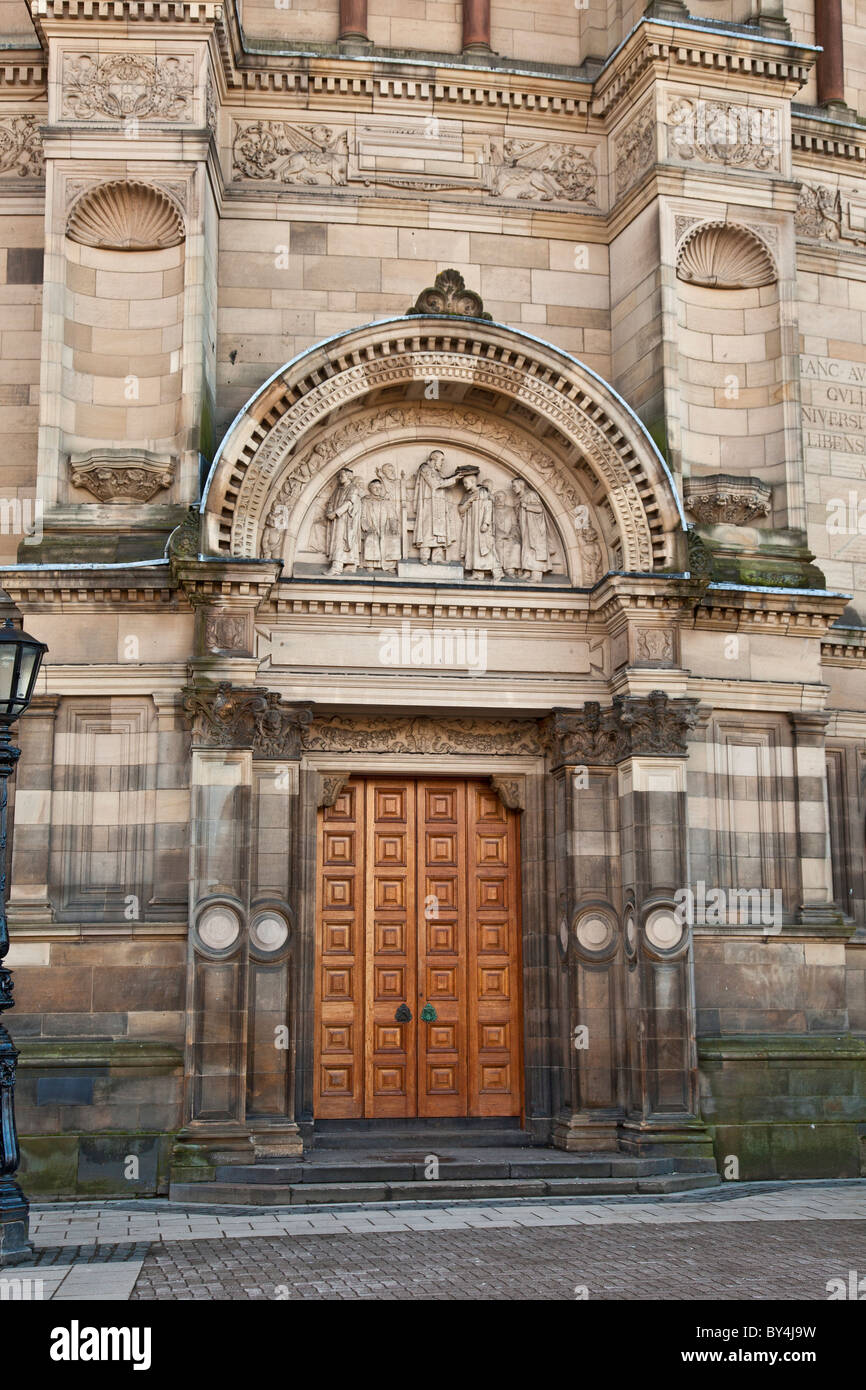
top-left (617, 690), bottom-right (699, 757)
top-left (183, 682), bottom-right (313, 759)
top-left (548, 691), bottom-right (700, 766)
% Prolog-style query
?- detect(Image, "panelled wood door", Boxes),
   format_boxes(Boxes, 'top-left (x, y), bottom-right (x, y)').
top-left (315, 776), bottom-right (523, 1119)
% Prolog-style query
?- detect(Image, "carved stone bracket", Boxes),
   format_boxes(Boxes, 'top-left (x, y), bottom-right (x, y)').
top-left (69, 450), bottom-right (175, 503)
top-left (490, 775), bottom-right (525, 812)
top-left (683, 474), bottom-right (772, 526)
top-left (318, 774), bottom-right (349, 808)
top-left (183, 682), bottom-right (313, 758)
top-left (548, 691), bottom-right (700, 767)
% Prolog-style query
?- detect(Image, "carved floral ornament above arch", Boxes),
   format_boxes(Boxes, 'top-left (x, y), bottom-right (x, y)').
top-left (202, 318), bottom-right (686, 580)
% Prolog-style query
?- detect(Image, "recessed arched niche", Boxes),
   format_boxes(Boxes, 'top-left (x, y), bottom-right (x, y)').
top-left (674, 219), bottom-right (784, 514)
top-left (62, 180), bottom-right (186, 503)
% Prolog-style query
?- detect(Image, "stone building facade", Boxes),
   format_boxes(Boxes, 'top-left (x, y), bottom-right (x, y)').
top-left (0, 0), bottom-right (864, 1195)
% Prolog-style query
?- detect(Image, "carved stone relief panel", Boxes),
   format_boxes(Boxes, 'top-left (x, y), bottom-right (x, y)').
top-left (0, 114), bottom-right (43, 179)
top-left (60, 53), bottom-right (195, 124)
top-left (284, 440), bottom-right (570, 586)
top-left (665, 96), bottom-right (782, 173)
top-left (230, 117), bottom-right (601, 209)
top-left (614, 99), bottom-right (656, 198)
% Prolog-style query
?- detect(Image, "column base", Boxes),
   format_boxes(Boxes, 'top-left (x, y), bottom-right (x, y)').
top-left (251, 1122), bottom-right (303, 1159)
top-left (552, 1111), bottom-right (622, 1153)
top-left (0, 1180), bottom-right (33, 1267)
top-left (171, 1123), bottom-right (254, 1183)
top-left (756, 17), bottom-right (792, 39)
top-left (619, 1117), bottom-right (716, 1163)
top-left (643, 0), bottom-right (688, 18)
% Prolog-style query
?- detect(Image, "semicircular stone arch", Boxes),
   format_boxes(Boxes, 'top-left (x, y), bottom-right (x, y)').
top-left (204, 317), bottom-right (685, 575)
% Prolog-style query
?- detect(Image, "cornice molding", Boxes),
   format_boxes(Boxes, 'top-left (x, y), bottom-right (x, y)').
top-left (592, 19), bottom-right (816, 122)
top-left (16, 5), bottom-right (816, 125)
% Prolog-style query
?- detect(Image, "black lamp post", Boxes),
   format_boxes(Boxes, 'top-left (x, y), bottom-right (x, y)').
top-left (0, 618), bottom-right (47, 1265)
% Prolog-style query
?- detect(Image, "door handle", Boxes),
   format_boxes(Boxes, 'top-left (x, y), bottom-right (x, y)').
top-left (395, 1004), bottom-right (412, 1022)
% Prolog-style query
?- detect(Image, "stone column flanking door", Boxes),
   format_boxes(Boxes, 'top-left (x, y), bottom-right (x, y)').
top-left (546, 715), bottom-right (625, 1152)
top-left (548, 693), bottom-right (715, 1162)
top-left (172, 683), bottom-right (310, 1182)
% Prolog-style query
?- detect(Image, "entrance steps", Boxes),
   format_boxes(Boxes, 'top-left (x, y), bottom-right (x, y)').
top-left (170, 1147), bottom-right (720, 1206)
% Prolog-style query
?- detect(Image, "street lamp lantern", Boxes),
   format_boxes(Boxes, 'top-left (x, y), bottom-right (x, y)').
top-left (0, 616), bottom-right (47, 1266)
top-left (0, 619), bottom-right (48, 721)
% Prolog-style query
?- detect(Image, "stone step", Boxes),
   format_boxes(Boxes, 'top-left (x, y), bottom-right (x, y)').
top-left (171, 1169), bottom-right (720, 1207)
top-left (311, 1121), bottom-right (531, 1150)
top-left (214, 1152), bottom-right (703, 1185)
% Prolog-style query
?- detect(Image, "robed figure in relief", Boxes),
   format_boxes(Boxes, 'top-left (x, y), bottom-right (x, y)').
top-left (326, 467), bottom-right (361, 574)
top-left (360, 478), bottom-right (401, 571)
top-left (459, 476), bottom-right (502, 581)
top-left (412, 449), bottom-right (463, 563)
top-left (511, 477), bottom-right (552, 583)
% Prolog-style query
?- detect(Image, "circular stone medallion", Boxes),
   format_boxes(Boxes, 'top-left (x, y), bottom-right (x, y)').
top-left (198, 906), bottom-right (240, 951)
top-left (251, 913), bottom-right (289, 953)
top-left (644, 907), bottom-right (685, 952)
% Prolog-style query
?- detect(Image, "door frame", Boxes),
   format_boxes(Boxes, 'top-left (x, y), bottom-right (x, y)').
top-left (296, 751), bottom-right (553, 1144)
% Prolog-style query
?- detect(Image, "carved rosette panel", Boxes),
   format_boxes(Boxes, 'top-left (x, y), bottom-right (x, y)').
top-left (666, 98), bottom-right (781, 172)
top-left (183, 683), bottom-right (313, 758)
top-left (61, 54), bottom-right (195, 123)
top-left (548, 691), bottom-right (699, 766)
top-left (0, 115), bottom-right (43, 179)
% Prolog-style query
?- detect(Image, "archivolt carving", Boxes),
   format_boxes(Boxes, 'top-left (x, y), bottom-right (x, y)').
top-left (204, 322), bottom-right (681, 576)
top-left (66, 181), bottom-right (185, 251)
top-left (676, 222), bottom-right (776, 289)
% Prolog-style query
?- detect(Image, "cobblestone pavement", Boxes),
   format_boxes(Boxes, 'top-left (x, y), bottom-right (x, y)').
top-left (4, 1181), bottom-right (863, 1300)
top-left (126, 1219), bottom-right (866, 1300)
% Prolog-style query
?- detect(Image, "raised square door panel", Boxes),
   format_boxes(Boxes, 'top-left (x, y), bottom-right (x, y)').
top-left (315, 776), bottom-right (522, 1121)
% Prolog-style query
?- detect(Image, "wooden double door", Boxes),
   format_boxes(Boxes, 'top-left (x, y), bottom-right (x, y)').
top-left (315, 776), bottom-right (523, 1119)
